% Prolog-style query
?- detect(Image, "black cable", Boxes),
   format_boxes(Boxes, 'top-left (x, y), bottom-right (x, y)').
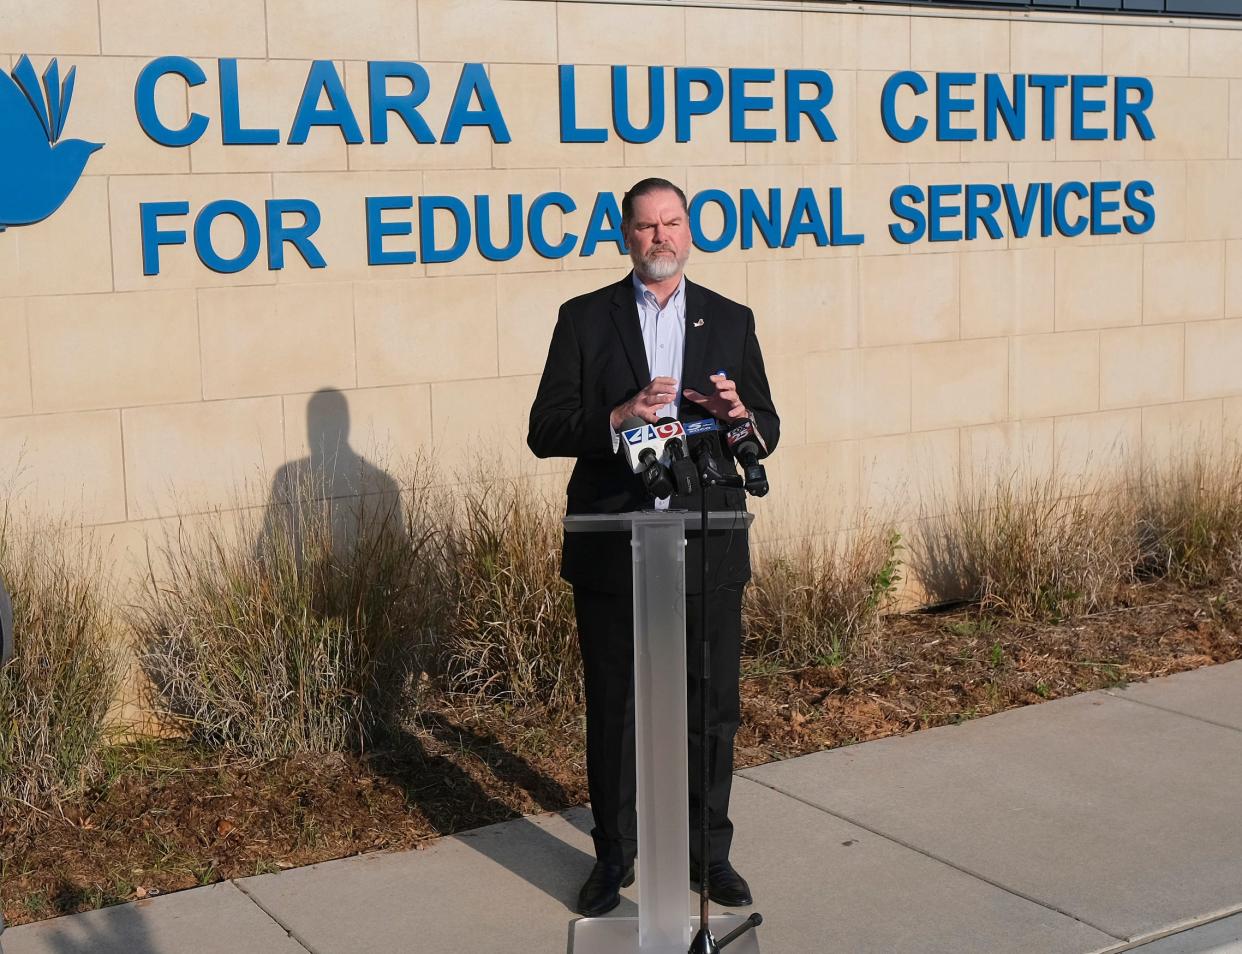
top-left (698, 476), bottom-right (712, 935)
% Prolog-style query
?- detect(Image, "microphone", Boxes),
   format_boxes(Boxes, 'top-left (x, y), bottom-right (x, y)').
top-left (724, 419), bottom-right (769, 497)
top-left (657, 416), bottom-right (700, 497)
top-left (618, 416), bottom-right (675, 499)
top-left (688, 424), bottom-right (743, 489)
top-left (618, 416), bottom-right (688, 472)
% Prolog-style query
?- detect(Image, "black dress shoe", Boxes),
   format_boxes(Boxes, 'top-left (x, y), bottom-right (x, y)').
top-left (690, 860), bottom-right (753, 907)
top-left (576, 860), bottom-right (636, 917)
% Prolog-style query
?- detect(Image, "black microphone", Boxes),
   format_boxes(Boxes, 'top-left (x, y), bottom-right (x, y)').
top-left (656, 416), bottom-right (700, 496)
top-left (724, 418), bottom-right (769, 497)
top-left (689, 426), bottom-right (743, 489)
top-left (620, 415), bottom-right (674, 500)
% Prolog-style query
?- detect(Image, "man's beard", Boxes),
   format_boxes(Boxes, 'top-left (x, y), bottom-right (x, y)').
top-left (632, 244), bottom-right (689, 282)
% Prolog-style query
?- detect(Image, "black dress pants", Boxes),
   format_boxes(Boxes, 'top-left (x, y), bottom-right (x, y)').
top-left (573, 583), bottom-right (744, 870)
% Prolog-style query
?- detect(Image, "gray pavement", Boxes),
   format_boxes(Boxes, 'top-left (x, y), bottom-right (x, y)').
top-left (6, 661), bottom-right (1242, 954)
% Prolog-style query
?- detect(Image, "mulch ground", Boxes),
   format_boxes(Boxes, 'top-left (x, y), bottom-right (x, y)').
top-left (3, 578), bottom-right (1240, 927)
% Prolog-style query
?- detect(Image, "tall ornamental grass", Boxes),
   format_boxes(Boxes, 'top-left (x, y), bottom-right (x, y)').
top-left (91, 443), bottom-right (1242, 760)
top-left (0, 511), bottom-right (121, 812)
top-left (912, 448), bottom-right (1242, 620)
top-left (912, 472), bottom-right (1138, 620)
top-left (436, 478), bottom-right (580, 714)
top-left (134, 472), bottom-right (440, 758)
top-left (744, 525), bottom-right (902, 668)
top-left (1133, 450), bottom-right (1242, 586)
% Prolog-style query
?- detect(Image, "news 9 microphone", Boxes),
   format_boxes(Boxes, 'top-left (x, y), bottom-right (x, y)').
top-left (618, 416), bottom-right (675, 499)
top-left (725, 418), bottom-right (770, 497)
top-left (656, 416), bottom-right (700, 496)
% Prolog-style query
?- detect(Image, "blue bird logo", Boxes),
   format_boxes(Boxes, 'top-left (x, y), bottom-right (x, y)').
top-left (0, 55), bottom-right (103, 231)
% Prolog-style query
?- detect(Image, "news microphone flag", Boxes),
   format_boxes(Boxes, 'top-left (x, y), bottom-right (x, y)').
top-left (682, 419), bottom-right (720, 437)
top-left (620, 419), bottom-right (687, 473)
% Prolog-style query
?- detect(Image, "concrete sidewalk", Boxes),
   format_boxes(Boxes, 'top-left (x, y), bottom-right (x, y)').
top-left (7, 661), bottom-right (1242, 954)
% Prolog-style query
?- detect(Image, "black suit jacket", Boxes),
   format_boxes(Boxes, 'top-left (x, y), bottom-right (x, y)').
top-left (527, 272), bottom-right (780, 594)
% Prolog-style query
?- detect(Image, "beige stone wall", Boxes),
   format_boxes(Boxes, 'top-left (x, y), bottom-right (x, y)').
top-left (2, 0), bottom-right (1241, 584)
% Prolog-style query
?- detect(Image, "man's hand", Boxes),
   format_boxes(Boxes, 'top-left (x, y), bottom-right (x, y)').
top-left (610, 376), bottom-right (679, 429)
top-left (683, 373), bottom-right (748, 422)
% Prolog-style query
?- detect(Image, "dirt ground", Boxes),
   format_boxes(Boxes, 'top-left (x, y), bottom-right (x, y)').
top-left (3, 578), bottom-right (1239, 927)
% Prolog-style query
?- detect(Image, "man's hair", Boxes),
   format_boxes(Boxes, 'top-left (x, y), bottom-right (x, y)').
top-left (621, 178), bottom-right (688, 230)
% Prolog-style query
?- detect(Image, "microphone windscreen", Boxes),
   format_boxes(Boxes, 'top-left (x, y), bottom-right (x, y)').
top-left (725, 419), bottom-right (762, 459)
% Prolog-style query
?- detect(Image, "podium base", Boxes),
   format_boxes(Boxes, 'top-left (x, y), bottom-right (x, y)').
top-left (571, 914), bottom-right (761, 953)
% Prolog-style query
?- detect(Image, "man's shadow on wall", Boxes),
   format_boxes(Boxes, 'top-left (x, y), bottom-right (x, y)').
top-left (256, 389), bottom-right (599, 920)
top-left (257, 387), bottom-right (407, 560)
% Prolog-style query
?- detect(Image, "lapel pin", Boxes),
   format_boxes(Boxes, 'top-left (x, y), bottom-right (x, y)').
top-left (693, 318), bottom-right (704, 328)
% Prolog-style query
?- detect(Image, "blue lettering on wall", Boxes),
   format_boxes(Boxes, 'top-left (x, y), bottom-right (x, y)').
top-left (785, 70), bottom-right (835, 143)
top-left (782, 187), bottom-right (830, 247)
top-left (442, 64), bottom-right (511, 144)
top-left (675, 67), bottom-right (725, 144)
top-left (121, 59), bottom-right (1165, 275)
top-left (368, 61), bottom-right (436, 144)
top-left (689, 189), bottom-right (737, 252)
top-left (195, 199), bottom-right (262, 274)
top-left (740, 189), bottom-right (783, 250)
top-left (266, 199), bottom-right (325, 269)
top-left (289, 61), bottom-right (364, 145)
top-left (559, 66), bottom-right (607, 144)
top-left (219, 59), bottom-right (279, 145)
top-left (476, 194), bottom-right (524, 262)
top-left (366, 195), bottom-right (416, 265)
top-left (580, 193), bottom-right (624, 257)
top-left (528, 192), bottom-right (577, 258)
top-left (728, 68), bottom-right (777, 143)
top-left (135, 56), bottom-right (208, 146)
top-left (418, 195), bottom-right (471, 263)
top-left (140, 200), bottom-right (190, 274)
top-left (882, 71), bottom-right (929, 143)
top-left (612, 66), bottom-right (664, 144)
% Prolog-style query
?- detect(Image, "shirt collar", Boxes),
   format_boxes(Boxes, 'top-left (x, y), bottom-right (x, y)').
top-left (632, 271), bottom-right (686, 310)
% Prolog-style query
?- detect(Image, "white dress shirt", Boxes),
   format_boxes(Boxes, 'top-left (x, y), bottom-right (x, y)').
top-left (613, 273), bottom-right (687, 508)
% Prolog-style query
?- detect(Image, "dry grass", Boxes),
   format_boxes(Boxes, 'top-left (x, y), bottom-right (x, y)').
top-left (0, 509), bottom-right (122, 814)
top-left (435, 477), bottom-right (580, 715)
top-left (43, 444), bottom-right (1242, 770)
top-left (1134, 450), bottom-right (1242, 587)
top-left (133, 470), bottom-right (441, 759)
top-left (912, 471), bottom-right (1138, 620)
top-left (744, 525), bottom-right (903, 668)
top-left (912, 447), bottom-right (1242, 620)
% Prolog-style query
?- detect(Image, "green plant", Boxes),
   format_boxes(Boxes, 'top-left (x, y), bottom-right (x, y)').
top-left (0, 508), bottom-right (122, 816)
top-left (989, 641), bottom-right (1005, 668)
top-left (947, 615), bottom-right (995, 639)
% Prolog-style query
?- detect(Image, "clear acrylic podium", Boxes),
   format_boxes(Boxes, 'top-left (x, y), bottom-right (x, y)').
top-left (565, 511), bottom-right (760, 954)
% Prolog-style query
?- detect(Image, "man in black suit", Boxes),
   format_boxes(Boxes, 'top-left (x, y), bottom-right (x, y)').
top-left (527, 178), bottom-right (779, 918)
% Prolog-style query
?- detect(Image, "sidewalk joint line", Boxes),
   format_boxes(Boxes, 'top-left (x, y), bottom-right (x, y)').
top-left (1094, 904), bottom-right (1242, 953)
top-left (231, 879), bottom-right (322, 954)
top-left (1104, 691), bottom-right (1242, 736)
top-left (737, 773), bottom-right (1125, 942)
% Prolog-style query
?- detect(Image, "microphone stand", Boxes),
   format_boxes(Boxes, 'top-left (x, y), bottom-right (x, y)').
top-left (688, 449), bottom-right (762, 954)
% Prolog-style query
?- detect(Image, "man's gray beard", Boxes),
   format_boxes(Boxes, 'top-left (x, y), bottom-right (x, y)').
top-left (632, 247), bottom-right (688, 282)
